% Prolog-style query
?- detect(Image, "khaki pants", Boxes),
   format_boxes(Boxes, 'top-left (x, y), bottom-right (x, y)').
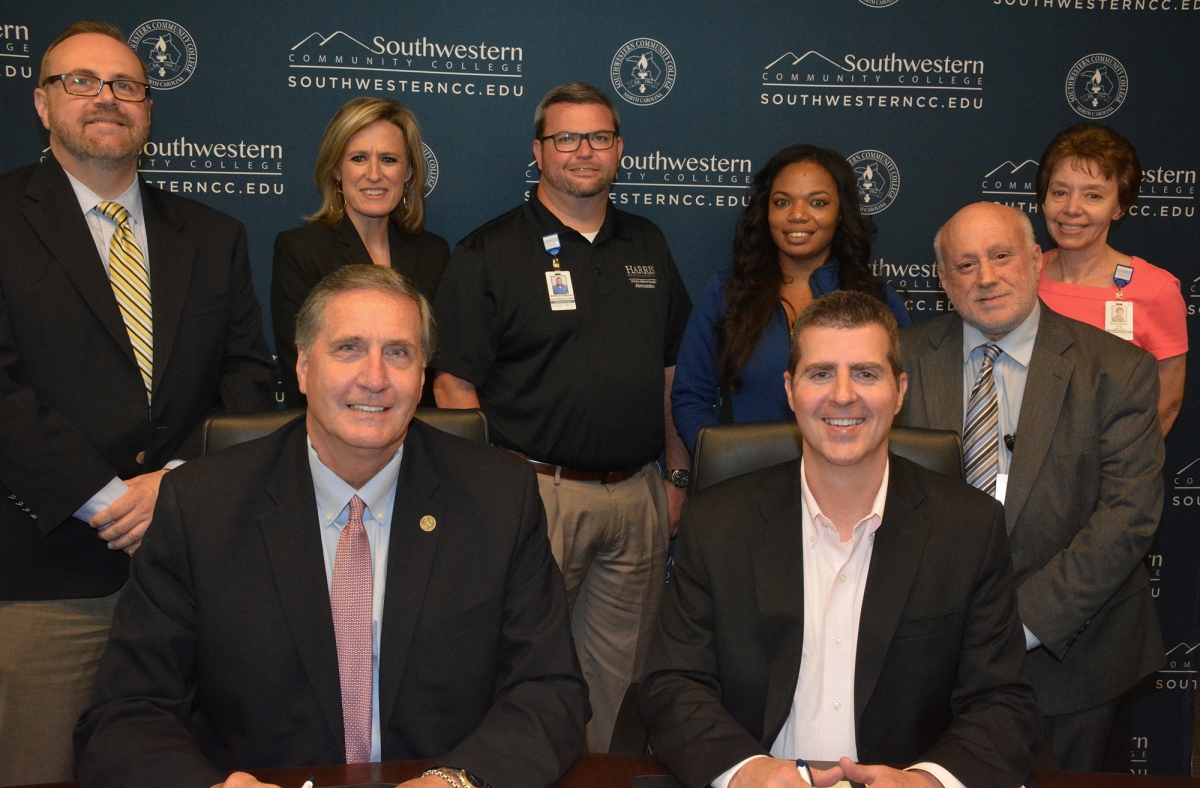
top-left (537, 462), bottom-right (669, 753)
top-left (0, 590), bottom-right (121, 786)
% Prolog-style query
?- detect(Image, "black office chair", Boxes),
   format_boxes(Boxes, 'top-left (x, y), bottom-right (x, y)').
top-left (690, 421), bottom-right (962, 494)
top-left (607, 421), bottom-right (963, 755)
top-left (201, 407), bottom-right (489, 454)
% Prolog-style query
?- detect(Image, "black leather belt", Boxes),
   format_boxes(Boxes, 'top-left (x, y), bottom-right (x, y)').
top-left (514, 454), bottom-right (642, 484)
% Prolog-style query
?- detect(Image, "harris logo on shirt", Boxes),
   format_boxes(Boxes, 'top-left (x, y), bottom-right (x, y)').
top-left (625, 265), bottom-right (657, 289)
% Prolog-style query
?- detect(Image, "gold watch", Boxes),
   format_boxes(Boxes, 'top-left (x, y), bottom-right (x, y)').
top-left (422, 767), bottom-right (487, 788)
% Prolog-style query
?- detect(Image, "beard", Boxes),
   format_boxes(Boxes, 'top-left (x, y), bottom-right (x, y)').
top-left (539, 160), bottom-right (617, 199)
top-left (51, 105), bottom-right (149, 164)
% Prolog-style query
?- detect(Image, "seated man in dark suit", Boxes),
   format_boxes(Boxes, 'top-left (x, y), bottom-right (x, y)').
top-left (75, 266), bottom-right (589, 788)
top-left (640, 291), bottom-right (1038, 788)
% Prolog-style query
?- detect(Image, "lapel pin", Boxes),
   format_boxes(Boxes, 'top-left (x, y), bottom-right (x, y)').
top-left (419, 515), bottom-right (437, 532)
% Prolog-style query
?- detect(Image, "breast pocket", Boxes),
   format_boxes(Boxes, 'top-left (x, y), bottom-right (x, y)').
top-left (182, 292), bottom-right (228, 320)
top-left (423, 592), bottom-right (504, 644)
top-left (891, 609), bottom-right (961, 641)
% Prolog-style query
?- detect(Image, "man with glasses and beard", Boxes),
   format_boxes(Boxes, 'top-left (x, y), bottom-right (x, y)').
top-left (0, 21), bottom-right (275, 784)
top-left (432, 82), bottom-right (692, 752)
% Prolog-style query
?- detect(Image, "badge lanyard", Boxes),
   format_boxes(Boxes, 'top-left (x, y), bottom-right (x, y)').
top-left (1106, 263), bottom-right (1135, 341)
top-left (542, 233), bottom-right (576, 311)
top-left (543, 233), bottom-right (562, 270)
top-left (1113, 263), bottom-right (1134, 299)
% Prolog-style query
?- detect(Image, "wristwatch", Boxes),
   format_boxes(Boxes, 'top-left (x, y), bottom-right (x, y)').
top-left (423, 767), bottom-right (488, 788)
top-left (662, 468), bottom-right (691, 489)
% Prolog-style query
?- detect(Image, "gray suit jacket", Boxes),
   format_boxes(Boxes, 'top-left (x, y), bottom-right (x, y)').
top-left (898, 305), bottom-right (1164, 714)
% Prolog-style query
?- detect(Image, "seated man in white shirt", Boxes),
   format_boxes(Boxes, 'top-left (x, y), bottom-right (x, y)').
top-left (639, 291), bottom-right (1038, 788)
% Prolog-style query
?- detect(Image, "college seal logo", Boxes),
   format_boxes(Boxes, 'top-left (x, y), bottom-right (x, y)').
top-left (610, 38), bottom-right (676, 106)
top-left (128, 20), bottom-right (197, 90)
top-left (859, 0), bottom-right (901, 6)
top-left (847, 150), bottom-right (900, 214)
top-left (1065, 53), bottom-right (1128, 119)
top-left (422, 143), bottom-right (439, 197)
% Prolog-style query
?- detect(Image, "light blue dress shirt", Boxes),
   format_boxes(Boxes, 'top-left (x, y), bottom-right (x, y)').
top-left (307, 437), bottom-right (402, 762)
top-left (961, 301), bottom-right (1043, 649)
top-left (960, 301), bottom-right (1041, 476)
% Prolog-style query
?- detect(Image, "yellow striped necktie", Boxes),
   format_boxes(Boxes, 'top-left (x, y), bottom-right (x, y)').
top-left (96, 201), bottom-right (153, 401)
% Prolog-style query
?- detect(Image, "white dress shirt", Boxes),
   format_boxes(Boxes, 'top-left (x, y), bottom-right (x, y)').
top-left (308, 438), bottom-right (403, 762)
top-left (713, 460), bottom-right (963, 788)
top-left (64, 171), bottom-right (178, 524)
top-left (961, 302), bottom-right (1043, 650)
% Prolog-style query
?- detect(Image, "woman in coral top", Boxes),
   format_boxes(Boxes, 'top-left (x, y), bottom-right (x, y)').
top-left (1036, 123), bottom-right (1187, 434)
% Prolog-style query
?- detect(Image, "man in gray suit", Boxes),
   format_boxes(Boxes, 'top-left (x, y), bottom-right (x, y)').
top-left (899, 202), bottom-right (1164, 771)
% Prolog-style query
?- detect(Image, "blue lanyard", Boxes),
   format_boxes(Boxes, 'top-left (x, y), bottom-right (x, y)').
top-left (542, 233), bottom-right (562, 270)
top-left (1113, 263), bottom-right (1133, 299)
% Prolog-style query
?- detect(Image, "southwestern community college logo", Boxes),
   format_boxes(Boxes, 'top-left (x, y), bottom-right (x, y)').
top-left (848, 150), bottom-right (900, 215)
top-left (128, 20), bottom-right (197, 90)
top-left (1065, 53), bottom-right (1128, 119)
top-left (611, 38), bottom-right (676, 106)
top-left (422, 143), bottom-right (439, 197)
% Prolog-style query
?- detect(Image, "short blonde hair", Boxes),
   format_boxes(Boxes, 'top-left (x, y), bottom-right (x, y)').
top-left (307, 97), bottom-right (428, 234)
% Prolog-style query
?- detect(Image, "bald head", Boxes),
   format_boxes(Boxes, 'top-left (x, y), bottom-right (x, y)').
top-left (934, 202), bottom-right (1043, 341)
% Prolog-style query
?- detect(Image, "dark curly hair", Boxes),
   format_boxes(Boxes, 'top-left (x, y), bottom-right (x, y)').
top-left (716, 145), bottom-right (884, 391)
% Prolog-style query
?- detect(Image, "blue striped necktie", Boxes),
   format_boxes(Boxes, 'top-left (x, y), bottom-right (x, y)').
top-left (962, 344), bottom-right (1002, 496)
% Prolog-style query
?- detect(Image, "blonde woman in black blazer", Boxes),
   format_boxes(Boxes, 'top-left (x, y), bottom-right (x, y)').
top-left (273, 97), bottom-right (449, 407)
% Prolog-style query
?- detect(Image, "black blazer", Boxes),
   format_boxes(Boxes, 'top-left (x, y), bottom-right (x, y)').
top-left (271, 218), bottom-right (449, 407)
top-left (75, 417), bottom-right (589, 788)
top-left (639, 455), bottom-right (1038, 788)
top-left (0, 157), bottom-right (277, 600)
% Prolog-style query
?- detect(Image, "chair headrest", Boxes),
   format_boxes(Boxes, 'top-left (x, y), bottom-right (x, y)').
top-left (691, 422), bottom-right (962, 494)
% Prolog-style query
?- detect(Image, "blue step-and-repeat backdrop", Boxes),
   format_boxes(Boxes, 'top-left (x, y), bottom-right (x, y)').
top-left (1, 0), bottom-right (1197, 775)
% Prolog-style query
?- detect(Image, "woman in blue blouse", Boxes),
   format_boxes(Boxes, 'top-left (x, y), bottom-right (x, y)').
top-left (672, 145), bottom-right (911, 454)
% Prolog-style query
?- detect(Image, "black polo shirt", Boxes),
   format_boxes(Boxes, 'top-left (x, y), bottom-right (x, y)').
top-left (433, 187), bottom-right (691, 471)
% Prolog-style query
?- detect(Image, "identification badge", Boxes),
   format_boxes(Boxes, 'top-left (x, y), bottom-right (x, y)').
top-left (546, 270), bottom-right (576, 310)
top-left (994, 473), bottom-right (1009, 506)
top-left (1105, 300), bottom-right (1133, 340)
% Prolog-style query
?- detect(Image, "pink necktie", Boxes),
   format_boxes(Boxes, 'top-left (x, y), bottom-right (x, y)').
top-left (331, 495), bottom-right (372, 763)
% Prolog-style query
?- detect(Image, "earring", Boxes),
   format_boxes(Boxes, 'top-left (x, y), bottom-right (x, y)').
top-left (334, 179), bottom-right (346, 214)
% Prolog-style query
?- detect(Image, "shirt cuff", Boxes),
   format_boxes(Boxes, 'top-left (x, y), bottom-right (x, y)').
top-left (711, 755), bottom-right (780, 788)
top-left (164, 459), bottom-right (186, 470)
top-left (710, 753), bottom-right (768, 782)
top-left (909, 761), bottom-right (963, 788)
top-left (73, 476), bottom-right (130, 524)
top-left (1023, 624), bottom-right (1042, 651)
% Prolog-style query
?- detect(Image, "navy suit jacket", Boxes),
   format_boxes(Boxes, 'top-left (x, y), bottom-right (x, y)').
top-left (75, 417), bottom-right (589, 788)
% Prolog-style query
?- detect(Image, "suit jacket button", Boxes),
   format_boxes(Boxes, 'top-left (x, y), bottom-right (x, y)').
top-left (136, 451), bottom-right (146, 464)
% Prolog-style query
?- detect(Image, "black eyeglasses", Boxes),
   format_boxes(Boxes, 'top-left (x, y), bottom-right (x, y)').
top-left (43, 73), bottom-right (151, 102)
top-left (537, 130), bottom-right (618, 152)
